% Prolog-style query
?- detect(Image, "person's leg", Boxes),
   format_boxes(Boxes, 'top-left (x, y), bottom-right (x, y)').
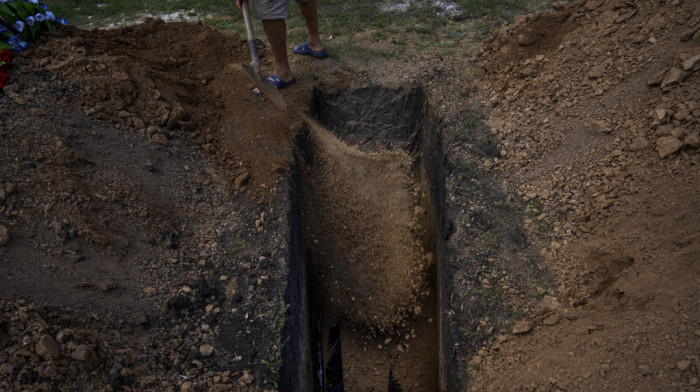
top-left (297, 0), bottom-right (324, 52)
top-left (262, 18), bottom-right (294, 83)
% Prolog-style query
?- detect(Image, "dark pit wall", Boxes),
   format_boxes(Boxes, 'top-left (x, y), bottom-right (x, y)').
top-left (279, 83), bottom-right (453, 391)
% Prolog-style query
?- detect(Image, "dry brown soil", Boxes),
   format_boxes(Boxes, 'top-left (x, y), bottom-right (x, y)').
top-left (0, 0), bottom-right (699, 391)
top-left (465, 0), bottom-right (700, 391)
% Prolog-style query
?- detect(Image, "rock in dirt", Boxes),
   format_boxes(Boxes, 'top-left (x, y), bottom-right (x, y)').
top-left (677, 360), bottom-right (691, 370)
top-left (660, 67), bottom-right (687, 89)
top-left (71, 344), bottom-right (99, 367)
top-left (683, 133), bottom-right (700, 148)
top-left (656, 136), bottom-right (682, 158)
top-left (682, 54), bottom-right (700, 72)
top-left (512, 321), bottom-right (533, 334)
top-left (629, 137), bottom-right (650, 151)
top-left (587, 64), bottom-right (606, 79)
top-left (239, 370), bottom-right (254, 385)
top-left (152, 133), bottom-right (169, 146)
top-left (234, 172), bottom-right (250, 190)
top-left (199, 344), bottom-right (214, 357)
top-left (543, 314), bottom-right (560, 326)
top-left (35, 334), bottom-right (60, 360)
top-left (647, 68), bottom-right (668, 86)
top-left (0, 225), bottom-right (9, 246)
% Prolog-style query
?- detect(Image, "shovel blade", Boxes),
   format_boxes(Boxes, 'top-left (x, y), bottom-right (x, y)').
top-left (241, 63), bottom-right (286, 111)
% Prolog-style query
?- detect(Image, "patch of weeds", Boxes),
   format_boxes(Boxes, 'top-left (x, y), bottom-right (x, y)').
top-left (262, 296), bottom-right (290, 383)
top-left (482, 231), bottom-right (498, 247)
top-left (471, 19), bottom-right (492, 42)
top-left (343, 44), bottom-right (390, 62)
top-left (526, 200), bottom-right (542, 215)
top-left (478, 135), bottom-right (493, 150)
top-left (437, 48), bottom-right (457, 57)
top-left (370, 30), bottom-right (389, 42)
top-left (230, 234), bottom-right (244, 255)
top-left (537, 219), bottom-right (553, 239)
top-left (459, 159), bottom-right (477, 175)
top-left (391, 37), bottom-right (407, 46)
top-left (444, 31), bottom-right (466, 39)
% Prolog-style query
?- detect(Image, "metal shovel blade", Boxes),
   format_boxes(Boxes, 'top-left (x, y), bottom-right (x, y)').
top-left (241, 63), bottom-right (286, 111)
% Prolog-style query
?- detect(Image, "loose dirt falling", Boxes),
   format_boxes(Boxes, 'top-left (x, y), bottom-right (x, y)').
top-left (301, 117), bottom-right (431, 332)
top-left (299, 117), bottom-right (438, 390)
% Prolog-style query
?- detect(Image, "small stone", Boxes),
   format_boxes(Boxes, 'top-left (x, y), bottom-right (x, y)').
top-left (234, 173), bottom-right (250, 190)
top-left (587, 64), bottom-right (606, 79)
top-left (199, 344), bottom-right (214, 357)
top-left (660, 67), bottom-right (687, 89)
top-left (414, 305), bottom-right (422, 315)
top-left (0, 363), bottom-right (13, 375)
top-left (647, 68), bottom-right (668, 86)
top-left (637, 364), bottom-right (651, 375)
top-left (112, 72), bottom-right (129, 81)
top-left (677, 360), bottom-right (691, 371)
top-left (682, 54), bottom-right (700, 72)
top-left (656, 136), bottom-right (682, 158)
top-left (36, 334), bottom-right (60, 360)
top-left (512, 321), bottom-right (533, 334)
top-left (143, 286), bottom-right (157, 296)
top-left (0, 225), bottom-right (9, 246)
top-left (575, 325), bottom-right (598, 335)
top-left (655, 108), bottom-right (667, 121)
top-left (629, 137), bottom-right (649, 151)
top-left (4, 183), bottom-right (16, 195)
top-left (414, 205), bottom-right (427, 215)
top-left (152, 133), bottom-right (169, 146)
top-left (543, 314), bottom-right (560, 326)
top-left (72, 344), bottom-right (98, 366)
top-left (133, 117), bottom-right (146, 129)
top-left (239, 370), bottom-right (254, 385)
top-left (683, 133), bottom-right (699, 148)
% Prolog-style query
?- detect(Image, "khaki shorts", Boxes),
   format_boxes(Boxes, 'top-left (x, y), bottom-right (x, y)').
top-left (251, 0), bottom-right (310, 20)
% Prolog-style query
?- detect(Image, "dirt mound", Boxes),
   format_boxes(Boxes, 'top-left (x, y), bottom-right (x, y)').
top-left (0, 19), bottom-right (313, 391)
top-left (22, 19), bottom-right (312, 197)
top-left (467, 0), bottom-right (700, 390)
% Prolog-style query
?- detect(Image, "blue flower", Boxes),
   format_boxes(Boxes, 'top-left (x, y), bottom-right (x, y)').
top-left (34, 13), bottom-right (44, 22)
top-left (59, 18), bottom-right (68, 25)
top-left (40, 3), bottom-right (47, 9)
top-left (7, 35), bottom-right (28, 52)
top-left (45, 11), bottom-right (55, 22)
top-left (29, 0), bottom-right (39, 3)
top-left (26, 16), bottom-right (35, 26)
top-left (13, 21), bottom-right (24, 32)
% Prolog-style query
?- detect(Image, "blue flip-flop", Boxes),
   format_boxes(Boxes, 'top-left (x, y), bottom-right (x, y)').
top-left (267, 73), bottom-right (297, 89)
top-left (293, 42), bottom-right (327, 58)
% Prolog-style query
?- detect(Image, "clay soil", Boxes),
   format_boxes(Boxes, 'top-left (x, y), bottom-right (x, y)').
top-left (0, 0), bottom-right (699, 391)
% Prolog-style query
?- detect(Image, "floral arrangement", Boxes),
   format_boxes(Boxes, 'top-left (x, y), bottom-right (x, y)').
top-left (0, 48), bottom-right (12, 87)
top-left (0, 0), bottom-right (66, 88)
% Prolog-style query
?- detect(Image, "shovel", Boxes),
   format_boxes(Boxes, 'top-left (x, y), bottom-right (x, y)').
top-left (241, 1), bottom-right (286, 111)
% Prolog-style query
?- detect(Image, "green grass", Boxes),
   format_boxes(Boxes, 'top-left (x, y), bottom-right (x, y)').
top-left (50, 0), bottom-right (561, 55)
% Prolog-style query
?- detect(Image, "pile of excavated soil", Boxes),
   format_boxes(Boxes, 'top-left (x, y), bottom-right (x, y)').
top-left (467, 0), bottom-right (700, 390)
top-left (0, 19), bottom-right (315, 392)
